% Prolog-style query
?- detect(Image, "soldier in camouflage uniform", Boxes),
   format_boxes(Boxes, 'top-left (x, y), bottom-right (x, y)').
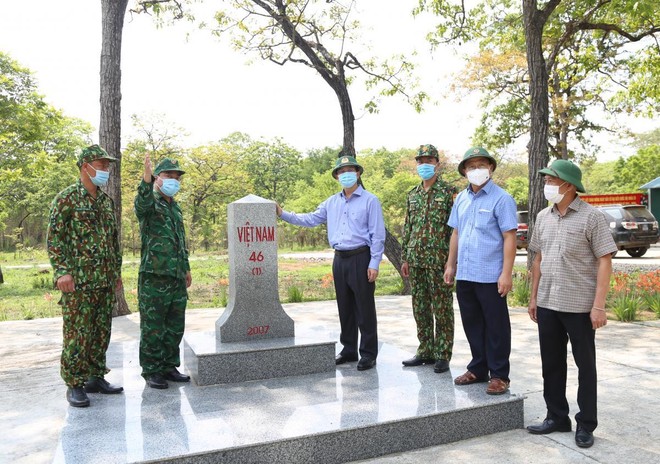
top-left (47, 144), bottom-right (124, 408)
top-left (401, 144), bottom-right (456, 374)
top-left (135, 154), bottom-right (192, 389)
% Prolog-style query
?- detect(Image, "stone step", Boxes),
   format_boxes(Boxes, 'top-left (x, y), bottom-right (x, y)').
top-left (183, 329), bottom-right (336, 385)
top-left (53, 337), bottom-right (524, 464)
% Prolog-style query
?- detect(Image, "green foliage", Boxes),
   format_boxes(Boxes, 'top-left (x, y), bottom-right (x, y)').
top-left (504, 176), bottom-right (528, 208)
top-left (642, 293), bottom-right (660, 317)
top-left (613, 145), bottom-right (660, 192)
top-left (287, 286), bottom-right (304, 303)
top-left (241, 137), bottom-right (302, 204)
top-left (609, 293), bottom-right (642, 322)
top-left (417, 0), bottom-right (660, 159)
top-left (509, 268), bottom-right (530, 308)
top-left (0, 52), bottom-right (92, 249)
top-left (581, 160), bottom-right (619, 194)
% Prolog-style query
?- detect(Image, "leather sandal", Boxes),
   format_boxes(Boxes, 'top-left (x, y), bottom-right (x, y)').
top-left (454, 371), bottom-right (488, 385)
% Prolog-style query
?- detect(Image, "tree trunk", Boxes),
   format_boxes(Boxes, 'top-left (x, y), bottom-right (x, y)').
top-left (523, 0), bottom-right (554, 270)
top-left (331, 79), bottom-right (408, 293)
top-left (100, 0), bottom-right (130, 316)
top-left (335, 82), bottom-right (356, 157)
top-left (0, 265), bottom-right (4, 284)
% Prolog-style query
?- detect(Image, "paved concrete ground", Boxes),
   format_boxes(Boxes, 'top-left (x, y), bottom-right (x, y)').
top-left (1, 295), bottom-right (659, 463)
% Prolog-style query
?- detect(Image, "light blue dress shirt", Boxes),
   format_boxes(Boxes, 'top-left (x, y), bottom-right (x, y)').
top-left (280, 186), bottom-right (386, 270)
top-left (447, 180), bottom-right (518, 283)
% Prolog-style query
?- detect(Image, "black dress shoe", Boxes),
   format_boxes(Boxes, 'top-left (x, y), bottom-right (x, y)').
top-left (527, 417), bottom-right (572, 435)
top-left (433, 359), bottom-right (450, 373)
top-left (66, 387), bottom-right (90, 408)
top-left (575, 426), bottom-right (594, 448)
top-left (335, 353), bottom-right (359, 365)
top-left (165, 368), bottom-right (190, 382)
top-left (402, 355), bottom-right (434, 367)
top-left (357, 357), bottom-right (376, 371)
top-left (84, 377), bottom-right (124, 394)
top-left (146, 374), bottom-right (169, 389)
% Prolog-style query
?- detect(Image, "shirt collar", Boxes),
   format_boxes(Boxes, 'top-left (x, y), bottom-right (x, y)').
top-left (76, 179), bottom-right (99, 200)
top-left (551, 195), bottom-right (583, 216)
top-left (467, 178), bottom-right (493, 196)
top-left (340, 184), bottom-right (364, 198)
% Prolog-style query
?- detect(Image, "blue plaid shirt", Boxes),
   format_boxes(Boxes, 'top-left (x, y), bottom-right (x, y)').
top-left (447, 180), bottom-right (518, 283)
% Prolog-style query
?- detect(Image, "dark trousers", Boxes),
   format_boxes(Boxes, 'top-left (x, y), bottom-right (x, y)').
top-left (537, 306), bottom-right (597, 432)
top-left (456, 280), bottom-right (511, 381)
top-left (332, 249), bottom-right (378, 359)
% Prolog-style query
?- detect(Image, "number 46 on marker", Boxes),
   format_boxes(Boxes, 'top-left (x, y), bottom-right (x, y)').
top-left (249, 251), bottom-right (264, 262)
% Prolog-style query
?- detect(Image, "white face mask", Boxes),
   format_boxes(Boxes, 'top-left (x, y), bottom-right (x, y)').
top-left (544, 183), bottom-right (566, 203)
top-left (466, 168), bottom-right (490, 186)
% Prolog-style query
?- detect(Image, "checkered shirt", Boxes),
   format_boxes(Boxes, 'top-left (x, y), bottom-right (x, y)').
top-left (528, 197), bottom-right (617, 313)
top-left (447, 180), bottom-right (518, 283)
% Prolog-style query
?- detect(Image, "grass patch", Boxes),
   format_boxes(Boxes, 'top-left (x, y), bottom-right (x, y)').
top-left (0, 254), bottom-right (402, 321)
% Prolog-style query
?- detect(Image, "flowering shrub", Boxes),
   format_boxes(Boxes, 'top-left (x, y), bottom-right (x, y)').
top-left (608, 270), bottom-right (660, 321)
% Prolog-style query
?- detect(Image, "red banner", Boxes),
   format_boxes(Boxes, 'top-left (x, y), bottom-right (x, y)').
top-left (581, 193), bottom-right (647, 206)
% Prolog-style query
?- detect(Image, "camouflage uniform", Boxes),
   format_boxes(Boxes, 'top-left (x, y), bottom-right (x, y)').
top-left (135, 158), bottom-right (190, 378)
top-left (402, 156), bottom-right (456, 361)
top-left (47, 145), bottom-right (121, 388)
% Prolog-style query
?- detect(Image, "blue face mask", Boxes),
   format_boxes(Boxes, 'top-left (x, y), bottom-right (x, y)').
top-left (159, 178), bottom-right (181, 197)
top-left (416, 163), bottom-right (436, 181)
top-left (338, 171), bottom-right (358, 188)
top-left (88, 165), bottom-right (109, 186)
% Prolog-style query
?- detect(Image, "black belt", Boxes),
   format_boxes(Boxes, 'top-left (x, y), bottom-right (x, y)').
top-left (334, 245), bottom-right (370, 258)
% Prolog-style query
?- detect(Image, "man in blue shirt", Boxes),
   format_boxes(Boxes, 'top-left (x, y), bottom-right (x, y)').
top-left (444, 147), bottom-right (518, 395)
top-left (276, 155), bottom-right (386, 371)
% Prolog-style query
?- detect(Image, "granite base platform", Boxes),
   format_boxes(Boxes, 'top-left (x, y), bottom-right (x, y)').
top-left (53, 326), bottom-right (525, 464)
top-left (183, 330), bottom-right (336, 385)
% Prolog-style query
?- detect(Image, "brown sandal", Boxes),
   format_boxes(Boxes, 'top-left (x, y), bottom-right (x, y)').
top-left (454, 371), bottom-right (488, 386)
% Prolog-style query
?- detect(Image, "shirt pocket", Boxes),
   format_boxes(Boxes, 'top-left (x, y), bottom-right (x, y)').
top-left (561, 223), bottom-right (588, 256)
top-left (474, 209), bottom-right (494, 230)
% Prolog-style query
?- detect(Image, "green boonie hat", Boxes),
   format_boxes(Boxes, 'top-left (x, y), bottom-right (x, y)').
top-left (416, 144), bottom-right (439, 160)
top-left (538, 159), bottom-right (586, 193)
top-left (457, 146), bottom-right (498, 177)
top-left (154, 158), bottom-right (186, 176)
top-left (331, 155), bottom-right (363, 178)
top-left (76, 144), bottom-right (116, 168)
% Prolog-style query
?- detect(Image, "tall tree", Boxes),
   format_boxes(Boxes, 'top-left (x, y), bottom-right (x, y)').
top-left (100, 0), bottom-right (130, 316)
top-left (418, 0), bottom-right (660, 264)
top-left (137, 0), bottom-right (427, 290)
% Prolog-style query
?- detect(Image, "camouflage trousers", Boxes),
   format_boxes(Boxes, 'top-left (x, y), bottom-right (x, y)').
top-left (409, 266), bottom-right (454, 361)
top-left (138, 273), bottom-right (187, 377)
top-left (59, 287), bottom-right (114, 387)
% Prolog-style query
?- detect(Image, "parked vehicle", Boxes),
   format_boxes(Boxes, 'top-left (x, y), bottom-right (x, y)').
top-left (598, 205), bottom-right (659, 257)
top-left (516, 211), bottom-right (528, 250)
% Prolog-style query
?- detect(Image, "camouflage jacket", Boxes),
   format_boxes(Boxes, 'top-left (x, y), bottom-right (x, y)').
top-left (47, 180), bottom-right (122, 290)
top-left (135, 180), bottom-right (190, 279)
top-left (402, 179), bottom-right (456, 269)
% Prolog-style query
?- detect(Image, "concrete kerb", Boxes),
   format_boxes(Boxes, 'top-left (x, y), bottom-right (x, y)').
top-left (1, 296), bottom-right (659, 463)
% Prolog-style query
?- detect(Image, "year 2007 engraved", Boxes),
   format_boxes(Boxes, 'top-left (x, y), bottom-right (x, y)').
top-left (247, 325), bottom-right (270, 336)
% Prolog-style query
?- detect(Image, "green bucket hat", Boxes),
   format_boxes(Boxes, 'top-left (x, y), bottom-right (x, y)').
top-left (538, 159), bottom-right (585, 193)
top-left (331, 155), bottom-right (363, 178)
top-left (416, 144), bottom-right (439, 160)
top-left (154, 158), bottom-right (186, 176)
top-left (76, 144), bottom-right (116, 168)
top-left (457, 147), bottom-right (497, 177)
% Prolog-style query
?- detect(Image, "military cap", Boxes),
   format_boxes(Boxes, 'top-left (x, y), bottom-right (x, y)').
top-left (331, 155), bottom-right (363, 178)
top-left (457, 146), bottom-right (498, 177)
top-left (76, 144), bottom-right (116, 168)
top-left (539, 159), bottom-right (586, 193)
top-left (416, 144), bottom-right (439, 160)
top-left (154, 158), bottom-right (186, 176)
